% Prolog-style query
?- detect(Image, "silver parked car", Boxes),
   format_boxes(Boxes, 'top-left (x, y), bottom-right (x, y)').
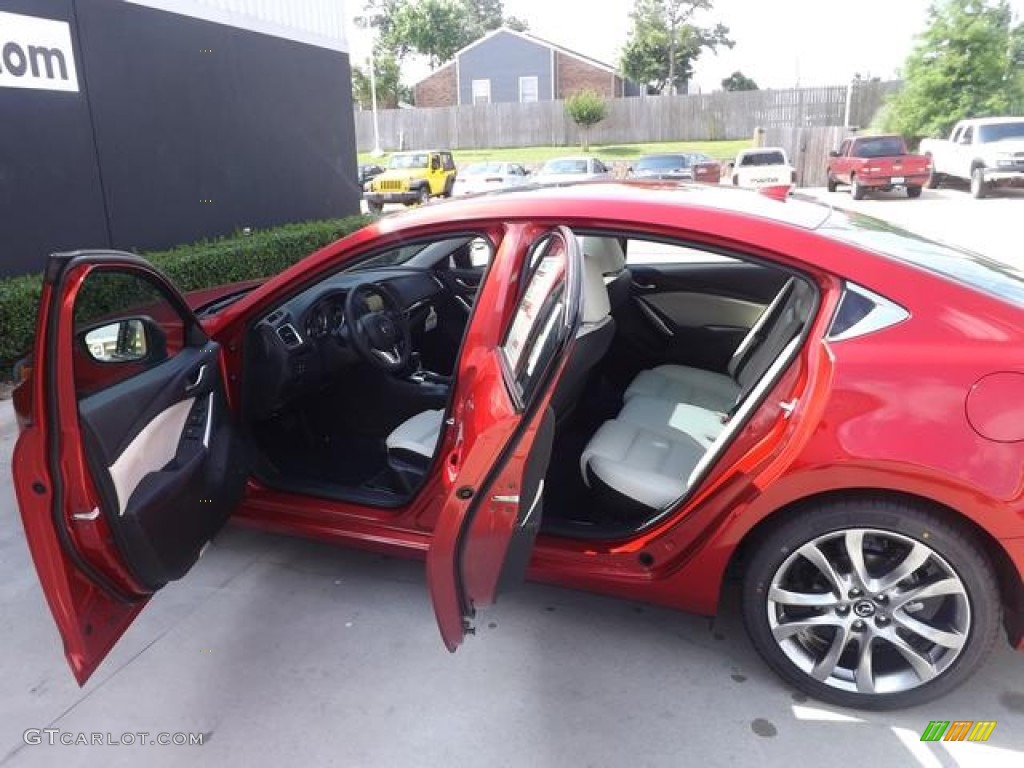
top-left (452, 161), bottom-right (531, 195)
top-left (531, 156), bottom-right (612, 185)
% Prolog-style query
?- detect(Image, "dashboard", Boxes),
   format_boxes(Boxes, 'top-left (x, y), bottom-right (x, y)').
top-left (245, 268), bottom-right (449, 418)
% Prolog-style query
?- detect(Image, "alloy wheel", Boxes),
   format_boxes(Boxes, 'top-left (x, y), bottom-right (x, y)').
top-left (765, 528), bottom-right (970, 695)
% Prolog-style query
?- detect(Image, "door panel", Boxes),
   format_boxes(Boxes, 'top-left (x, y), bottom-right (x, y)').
top-left (427, 225), bottom-right (582, 650)
top-left (616, 260), bottom-right (788, 377)
top-left (11, 252), bottom-right (246, 684)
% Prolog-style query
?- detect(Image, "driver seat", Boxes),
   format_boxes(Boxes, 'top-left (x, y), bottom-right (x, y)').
top-left (384, 247), bottom-right (614, 473)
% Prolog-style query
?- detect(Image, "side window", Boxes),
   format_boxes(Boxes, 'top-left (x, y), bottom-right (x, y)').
top-left (73, 269), bottom-right (188, 397)
top-left (443, 153), bottom-right (455, 171)
top-left (838, 139), bottom-right (851, 156)
top-left (500, 234), bottom-right (571, 407)
top-left (962, 126), bottom-right (973, 144)
top-left (625, 239), bottom-right (739, 266)
top-left (471, 78), bottom-right (491, 105)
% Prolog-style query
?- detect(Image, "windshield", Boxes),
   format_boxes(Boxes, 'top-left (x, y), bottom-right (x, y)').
top-left (851, 137), bottom-right (906, 158)
top-left (636, 155), bottom-right (690, 171)
top-left (388, 153), bottom-right (429, 169)
top-left (976, 122), bottom-right (1024, 143)
top-left (739, 151), bottom-right (786, 166)
top-left (821, 210), bottom-right (1024, 306)
top-left (349, 243), bottom-right (429, 270)
top-left (542, 159), bottom-right (589, 174)
top-left (464, 162), bottom-right (505, 175)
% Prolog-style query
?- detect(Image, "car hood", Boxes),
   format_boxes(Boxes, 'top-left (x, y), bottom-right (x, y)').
top-left (374, 169), bottom-right (428, 182)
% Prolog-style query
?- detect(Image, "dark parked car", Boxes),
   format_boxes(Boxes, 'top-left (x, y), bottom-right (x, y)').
top-left (632, 152), bottom-right (722, 184)
top-left (358, 163), bottom-right (385, 186)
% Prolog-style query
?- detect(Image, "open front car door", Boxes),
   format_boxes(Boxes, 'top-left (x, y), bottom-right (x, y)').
top-left (427, 226), bottom-right (583, 649)
top-left (12, 252), bottom-right (248, 684)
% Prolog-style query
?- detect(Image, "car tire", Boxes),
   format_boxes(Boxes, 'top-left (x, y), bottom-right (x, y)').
top-left (851, 177), bottom-right (866, 200)
top-left (906, 185), bottom-right (922, 199)
top-left (971, 167), bottom-right (988, 199)
top-left (925, 158), bottom-right (942, 189)
top-left (826, 174), bottom-right (838, 193)
top-left (741, 498), bottom-right (1001, 711)
top-left (443, 177), bottom-right (455, 198)
top-left (417, 186), bottom-right (431, 206)
top-left (367, 200), bottom-right (383, 215)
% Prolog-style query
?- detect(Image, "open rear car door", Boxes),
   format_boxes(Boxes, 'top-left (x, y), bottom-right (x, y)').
top-left (12, 252), bottom-right (248, 684)
top-left (427, 226), bottom-right (583, 649)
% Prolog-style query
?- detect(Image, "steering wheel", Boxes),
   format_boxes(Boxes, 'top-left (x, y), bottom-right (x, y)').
top-left (345, 282), bottom-right (412, 373)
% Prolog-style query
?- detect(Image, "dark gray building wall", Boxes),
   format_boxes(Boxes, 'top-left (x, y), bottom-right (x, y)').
top-left (458, 30), bottom-right (552, 105)
top-left (0, 0), bottom-right (359, 278)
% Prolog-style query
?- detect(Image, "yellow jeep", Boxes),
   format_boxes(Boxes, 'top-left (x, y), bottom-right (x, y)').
top-left (363, 150), bottom-right (457, 213)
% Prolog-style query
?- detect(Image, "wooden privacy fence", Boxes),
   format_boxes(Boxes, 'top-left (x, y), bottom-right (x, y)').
top-left (355, 81), bottom-right (899, 153)
top-left (761, 126), bottom-right (856, 188)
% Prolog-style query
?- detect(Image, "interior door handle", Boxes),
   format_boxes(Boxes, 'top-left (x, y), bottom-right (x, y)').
top-left (185, 364), bottom-right (207, 394)
top-left (632, 280), bottom-right (657, 290)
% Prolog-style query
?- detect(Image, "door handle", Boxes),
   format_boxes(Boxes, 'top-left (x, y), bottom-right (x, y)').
top-left (632, 280), bottom-right (657, 290)
top-left (185, 364), bottom-right (207, 394)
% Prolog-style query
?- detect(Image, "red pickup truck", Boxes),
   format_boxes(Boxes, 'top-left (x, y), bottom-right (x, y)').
top-left (826, 134), bottom-right (931, 200)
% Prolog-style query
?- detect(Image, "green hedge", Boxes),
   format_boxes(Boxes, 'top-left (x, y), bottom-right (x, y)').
top-left (0, 215), bottom-right (370, 372)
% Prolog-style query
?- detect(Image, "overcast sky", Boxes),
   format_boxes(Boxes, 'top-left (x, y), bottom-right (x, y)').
top-left (345, 0), bottom-right (1024, 91)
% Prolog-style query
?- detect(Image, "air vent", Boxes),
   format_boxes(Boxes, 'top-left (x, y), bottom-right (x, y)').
top-left (276, 323), bottom-right (303, 349)
top-left (266, 310), bottom-right (284, 324)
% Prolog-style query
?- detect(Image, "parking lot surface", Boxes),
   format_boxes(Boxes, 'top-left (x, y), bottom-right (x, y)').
top-left (3, 189), bottom-right (1024, 768)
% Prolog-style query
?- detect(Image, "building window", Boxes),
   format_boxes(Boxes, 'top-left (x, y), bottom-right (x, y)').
top-left (519, 76), bottom-right (539, 103)
top-left (471, 79), bottom-right (491, 105)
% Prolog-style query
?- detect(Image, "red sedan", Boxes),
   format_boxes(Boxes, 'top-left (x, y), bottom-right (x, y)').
top-left (11, 183), bottom-right (1024, 710)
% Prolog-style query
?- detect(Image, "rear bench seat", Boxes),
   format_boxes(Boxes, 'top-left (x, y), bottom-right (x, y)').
top-left (581, 277), bottom-right (813, 513)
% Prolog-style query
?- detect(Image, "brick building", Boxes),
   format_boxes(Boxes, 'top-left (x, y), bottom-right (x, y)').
top-left (413, 27), bottom-right (641, 108)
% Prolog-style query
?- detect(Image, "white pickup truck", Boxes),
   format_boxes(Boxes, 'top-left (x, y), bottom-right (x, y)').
top-left (729, 147), bottom-right (796, 190)
top-left (919, 117), bottom-right (1024, 198)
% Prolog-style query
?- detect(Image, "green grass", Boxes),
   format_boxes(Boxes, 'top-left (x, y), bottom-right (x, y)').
top-left (359, 139), bottom-right (751, 168)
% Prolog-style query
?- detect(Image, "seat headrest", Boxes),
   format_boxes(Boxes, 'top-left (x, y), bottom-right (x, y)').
top-left (581, 251), bottom-right (611, 324)
top-left (579, 236), bottom-right (626, 275)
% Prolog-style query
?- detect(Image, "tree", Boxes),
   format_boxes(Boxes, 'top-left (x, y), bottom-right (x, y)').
top-left (884, 0), bottom-right (1024, 137)
top-left (387, 0), bottom-right (467, 67)
top-left (620, 0), bottom-right (733, 94)
top-left (351, 51), bottom-right (409, 109)
top-left (565, 89), bottom-right (608, 151)
top-left (721, 71), bottom-right (758, 91)
top-left (371, 0), bottom-right (528, 68)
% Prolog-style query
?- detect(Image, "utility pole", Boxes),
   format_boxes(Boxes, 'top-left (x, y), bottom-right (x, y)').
top-left (368, 52), bottom-right (383, 157)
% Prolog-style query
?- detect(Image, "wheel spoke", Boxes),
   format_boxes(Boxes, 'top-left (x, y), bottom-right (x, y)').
top-left (879, 631), bottom-right (939, 683)
top-left (843, 530), bottom-right (871, 590)
top-left (890, 577), bottom-right (965, 611)
top-left (772, 614), bottom-right (844, 641)
top-left (796, 542), bottom-right (844, 595)
top-left (768, 586), bottom-right (840, 608)
top-left (893, 613), bottom-right (965, 650)
top-left (873, 543), bottom-right (931, 593)
top-left (812, 625), bottom-right (852, 682)
top-left (855, 637), bottom-right (876, 693)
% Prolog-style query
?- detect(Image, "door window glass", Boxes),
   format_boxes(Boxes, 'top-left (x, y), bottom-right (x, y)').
top-left (500, 234), bottom-right (570, 406)
top-left (72, 269), bottom-right (188, 397)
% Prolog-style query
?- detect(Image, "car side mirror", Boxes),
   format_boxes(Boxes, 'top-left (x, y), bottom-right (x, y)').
top-left (81, 316), bottom-right (166, 364)
top-left (828, 150), bottom-right (840, 158)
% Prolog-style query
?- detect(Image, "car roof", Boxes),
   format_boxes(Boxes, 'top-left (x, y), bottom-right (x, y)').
top-left (394, 181), bottom-right (831, 231)
top-left (738, 147), bottom-right (786, 154)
